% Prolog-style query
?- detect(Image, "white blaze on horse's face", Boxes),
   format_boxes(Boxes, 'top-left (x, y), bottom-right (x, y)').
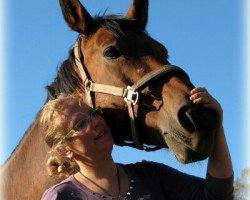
top-left (59, 0), bottom-right (217, 163)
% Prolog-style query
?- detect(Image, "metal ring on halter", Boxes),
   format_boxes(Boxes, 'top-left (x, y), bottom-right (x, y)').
top-left (84, 79), bottom-right (93, 92)
top-left (124, 86), bottom-right (139, 105)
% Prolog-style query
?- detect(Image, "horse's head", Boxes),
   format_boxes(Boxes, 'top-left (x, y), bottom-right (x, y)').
top-left (56, 0), bottom-right (217, 163)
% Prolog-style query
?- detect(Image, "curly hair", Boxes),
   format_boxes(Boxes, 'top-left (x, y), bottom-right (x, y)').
top-left (40, 94), bottom-right (84, 178)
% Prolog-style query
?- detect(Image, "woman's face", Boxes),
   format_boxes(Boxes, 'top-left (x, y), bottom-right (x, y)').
top-left (61, 100), bottom-right (114, 159)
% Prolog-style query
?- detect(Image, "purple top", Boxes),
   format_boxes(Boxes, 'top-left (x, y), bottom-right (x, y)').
top-left (41, 161), bottom-right (234, 200)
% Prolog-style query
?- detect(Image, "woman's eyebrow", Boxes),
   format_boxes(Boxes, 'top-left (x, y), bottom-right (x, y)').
top-left (70, 112), bottom-right (87, 125)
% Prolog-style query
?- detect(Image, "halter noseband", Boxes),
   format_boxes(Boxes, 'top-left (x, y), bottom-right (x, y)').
top-left (73, 37), bottom-right (189, 151)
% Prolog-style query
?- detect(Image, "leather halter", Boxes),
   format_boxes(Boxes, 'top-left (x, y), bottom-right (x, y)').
top-left (73, 36), bottom-right (189, 151)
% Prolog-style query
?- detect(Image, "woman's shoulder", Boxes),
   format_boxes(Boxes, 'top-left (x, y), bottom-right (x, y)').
top-left (122, 160), bottom-right (178, 176)
top-left (41, 175), bottom-right (83, 200)
top-left (123, 160), bottom-right (172, 170)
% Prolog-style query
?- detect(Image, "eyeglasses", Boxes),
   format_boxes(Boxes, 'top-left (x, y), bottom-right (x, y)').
top-left (61, 107), bottom-right (103, 143)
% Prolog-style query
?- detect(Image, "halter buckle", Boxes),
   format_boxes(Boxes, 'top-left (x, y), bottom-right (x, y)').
top-left (124, 86), bottom-right (139, 105)
top-left (84, 79), bottom-right (92, 91)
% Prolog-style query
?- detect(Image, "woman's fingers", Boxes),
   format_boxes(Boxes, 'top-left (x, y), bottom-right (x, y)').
top-left (190, 87), bottom-right (207, 95)
top-left (190, 88), bottom-right (212, 103)
top-left (190, 87), bottom-right (223, 125)
top-left (191, 96), bottom-right (211, 104)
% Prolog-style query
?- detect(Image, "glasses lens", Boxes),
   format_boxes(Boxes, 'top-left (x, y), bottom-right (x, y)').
top-left (75, 118), bottom-right (90, 131)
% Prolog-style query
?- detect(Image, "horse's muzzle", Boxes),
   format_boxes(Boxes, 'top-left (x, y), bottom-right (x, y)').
top-left (177, 103), bottom-right (217, 154)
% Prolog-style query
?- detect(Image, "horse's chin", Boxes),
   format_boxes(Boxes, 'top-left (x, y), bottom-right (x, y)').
top-left (164, 132), bottom-right (210, 163)
top-left (174, 147), bottom-right (209, 164)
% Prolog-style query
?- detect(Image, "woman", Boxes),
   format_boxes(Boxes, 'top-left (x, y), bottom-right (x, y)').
top-left (40, 88), bottom-right (234, 200)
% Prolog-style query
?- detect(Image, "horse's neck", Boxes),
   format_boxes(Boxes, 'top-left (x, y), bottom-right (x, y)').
top-left (1, 118), bottom-right (60, 200)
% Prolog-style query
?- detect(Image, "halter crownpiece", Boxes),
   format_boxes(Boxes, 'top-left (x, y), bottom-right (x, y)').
top-left (73, 36), bottom-right (190, 151)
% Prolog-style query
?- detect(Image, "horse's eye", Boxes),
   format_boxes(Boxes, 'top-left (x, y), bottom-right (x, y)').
top-left (104, 47), bottom-right (121, 59)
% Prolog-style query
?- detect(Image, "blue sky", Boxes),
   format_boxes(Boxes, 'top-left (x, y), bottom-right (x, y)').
top-left (2, 0), bottom-right (247, 180)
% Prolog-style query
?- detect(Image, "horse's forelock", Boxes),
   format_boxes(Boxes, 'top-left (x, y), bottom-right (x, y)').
top-left (94, 15), bottom-right (168, 58)
top-left (94, 15), bottom-right (147, 38)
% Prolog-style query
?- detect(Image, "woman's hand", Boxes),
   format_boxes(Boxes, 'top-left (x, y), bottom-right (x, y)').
top-left (190, 87), bottom-right (223, 129)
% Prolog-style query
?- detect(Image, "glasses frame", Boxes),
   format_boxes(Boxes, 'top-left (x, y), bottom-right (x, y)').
top-left (61, 107), bottom-right (103, 143)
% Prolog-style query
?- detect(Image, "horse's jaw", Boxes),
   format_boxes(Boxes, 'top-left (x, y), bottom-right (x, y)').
top-left (158, 110), bottom-right (216, 163)
top-left (163, 131), bottom-right (212, 164)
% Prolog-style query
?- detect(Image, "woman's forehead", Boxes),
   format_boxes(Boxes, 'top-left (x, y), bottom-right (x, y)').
top-left (62, 100), bottom-right (91, 116)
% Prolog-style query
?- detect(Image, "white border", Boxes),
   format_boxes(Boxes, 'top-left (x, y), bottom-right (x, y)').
top-left (244, 0), bottom-right (250, 198)
top-left (245, 0), bottom-right (250, 167)
top-left (0, 1), bottom-right (5, 152)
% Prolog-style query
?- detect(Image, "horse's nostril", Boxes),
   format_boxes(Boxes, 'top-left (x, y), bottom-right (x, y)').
top-left (178, 104), bottom-right (217, 135)
top-left (178, 106), bottom-right (196, 133)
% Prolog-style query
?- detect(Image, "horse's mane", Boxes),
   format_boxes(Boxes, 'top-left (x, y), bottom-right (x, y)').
top-left (45, 15), bottom-right (168, 100)
top-left (46, 50), bottom-right (79, 100)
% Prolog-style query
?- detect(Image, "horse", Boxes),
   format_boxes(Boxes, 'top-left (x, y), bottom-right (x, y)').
top-left (1, 0), bottom-right (217, 199)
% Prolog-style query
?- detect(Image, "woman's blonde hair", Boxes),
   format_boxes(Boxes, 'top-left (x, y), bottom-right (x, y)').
top-left (40, 94), bottom-right (84, 178)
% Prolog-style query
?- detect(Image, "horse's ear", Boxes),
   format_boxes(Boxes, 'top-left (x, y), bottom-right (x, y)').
top-left (125, 0), bottom-right (148, 29)
top-left (59, 0), bottom-right (95, 34)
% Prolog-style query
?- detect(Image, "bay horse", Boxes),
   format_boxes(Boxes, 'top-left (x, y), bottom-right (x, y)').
top-left (1, 0), bottom-right (217, 199)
